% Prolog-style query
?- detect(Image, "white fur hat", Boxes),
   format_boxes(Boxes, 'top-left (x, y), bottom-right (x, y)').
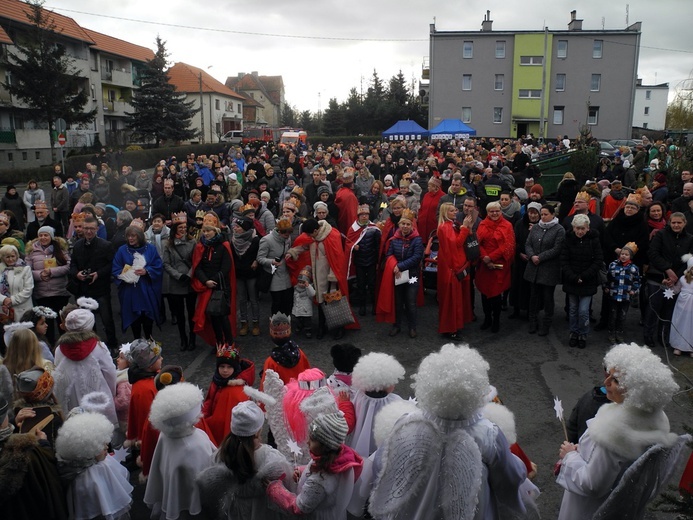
top-left (55, 412), bottom-right (114, 461)
top-left (231, 401), bottom-right (265, 437)
top-left (149, 382), bottom-right (203, 437)
top-left (80, 391), bottom-right (113, 417)
top-left (351, 352), bottom-right (405, 393)
top-left (604, 343), bottom-right (678, 413)
top-left (65, 309), bottom-right (95, 332)
top-left (373, 399), bottom-right (419, 448)
top-left (413, 343), bottom-right (490, 420)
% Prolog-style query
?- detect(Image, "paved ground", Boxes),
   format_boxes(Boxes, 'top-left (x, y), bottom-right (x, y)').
top-left (116, 285), bottom-right (692, 519)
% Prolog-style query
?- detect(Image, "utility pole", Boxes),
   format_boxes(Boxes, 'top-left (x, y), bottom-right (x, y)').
top-left (199, 71), bottom-right (205, 144)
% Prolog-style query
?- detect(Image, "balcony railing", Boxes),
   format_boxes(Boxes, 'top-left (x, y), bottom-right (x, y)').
top-left (0, 130), bottom-right (16, 144)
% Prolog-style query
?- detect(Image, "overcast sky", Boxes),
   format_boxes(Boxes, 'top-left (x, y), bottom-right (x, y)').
top-left (45, 0), bottom-right (693, 114)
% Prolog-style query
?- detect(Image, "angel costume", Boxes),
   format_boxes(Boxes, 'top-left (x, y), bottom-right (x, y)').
top-left (65, 455), bottom-right (133, 520)
top-left (349, 391), bottom-right (402, 458)
top-left (669, 272), bottom-right (693, 353)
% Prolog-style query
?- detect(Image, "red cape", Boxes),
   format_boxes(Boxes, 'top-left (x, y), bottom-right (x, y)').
top-left (191, 240), bottom-right (237, 345)
top-left (334, 187), bottom-right (358, 236)
top-left (436, 221), bottom-right (473, 333)
top-left (286, 232), bottom-right (313, 286)
top-left (376, 255), bottom-right (398, 323)
top-left (418, 190), bottom-right (445, 244)
top-left (345, 221), bottom-right (380, 278)
top-left (475, 217), bottom-right (515, 298)
top-left (260, 350), bottom-right (311, 391)
top-left (319, 226), bottom-right (360, 329)
top-left (127, 377), bottom-right (157, 442)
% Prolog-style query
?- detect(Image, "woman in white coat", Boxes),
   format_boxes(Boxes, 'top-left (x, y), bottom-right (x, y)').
top-left (0, 244), bottom-right (34, 323)
top-left (556, 342), bottom-right (679, 519)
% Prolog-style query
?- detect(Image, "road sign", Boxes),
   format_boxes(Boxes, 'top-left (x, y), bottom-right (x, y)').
top-left (57, 133), bottom-right (66, 146)
top-left (55, 118), bottom-right (67, 133)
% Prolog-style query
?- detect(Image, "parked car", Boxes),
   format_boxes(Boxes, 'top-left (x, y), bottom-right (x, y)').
top-left (608, 139), bottom-right (643, 149)
top-left (220, 130), bottom-right (243, 144)
top-left (598, 141), bottom-right (618, 158)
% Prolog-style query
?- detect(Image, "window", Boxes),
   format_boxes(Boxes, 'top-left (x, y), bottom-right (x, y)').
top-left (493, 107), bottom-right (503, 124)
top-left (462, 74), bottom-right (472, 90)
top-left (553, 106), bottom-right (564, 125)
top-left (237, 103), bottom-right (241, 112)
top-left (593, 40), bottom-right (603, 58)
top-left (35, 151), bottom-right (40, 160)
top-left (645, 90), bottom-right (651, 100)
top-left (7, 152), bottom-right (12, 161)
top-left (22, 151), bottom-right (28, 160)
top-left (494, 74), bottom-right (504, 91)
top-left (462, 107), bottom-right (472, 123)
top-left (556, 73), bottom-right (566, 91)
top-left (495, 41), bottom-right (506, 59)
top-left (519, 89), bottom-right (542, 99)
top-left (107, 90), bottom-right (116, 102)
top-left (215, 99), bottom-right (220, 110)
top-left (588, 106), bottom-right (599, 125)
top-left (590, 74), bottom-right (601, 92)
top-left (463, 41), bottom-right (473, 58)
top-left (644, 106), bottom-right (650, 115)
top-left (520, 56), bottom-right (543, 65)
top-left (557, 40), bottom-right (568, 58)
top-left (215, 122), bottom-right (221, 135)
top-left (5, 70), bottom-right (11, 86)
top-left (643, 122), bottom-right (648, 129)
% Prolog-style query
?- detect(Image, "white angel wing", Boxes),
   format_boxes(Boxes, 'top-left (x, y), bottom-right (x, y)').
top-left (261, 370), bottom-right (292, 459)
top-left (439, 428), bottom-right (483, 520)
top-left (369, 411), bottom-right (442, 519)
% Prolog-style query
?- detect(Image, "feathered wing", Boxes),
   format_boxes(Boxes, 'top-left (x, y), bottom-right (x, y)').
top-left (439, 428), bottom-right (483, 520)
top-left (593, 433), bottom-right (692, 520)
top-left (261, 370), bottom-right (292, 460)
top-left (369, 412), bottom-right (442, 519)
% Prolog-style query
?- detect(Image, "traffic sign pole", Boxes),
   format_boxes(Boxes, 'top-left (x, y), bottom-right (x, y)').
top-left (57, 133), bottom-right (66, 175)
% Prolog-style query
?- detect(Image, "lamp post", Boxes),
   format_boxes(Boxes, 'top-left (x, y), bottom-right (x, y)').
top-left (199, 71), bottom-right (205, 144)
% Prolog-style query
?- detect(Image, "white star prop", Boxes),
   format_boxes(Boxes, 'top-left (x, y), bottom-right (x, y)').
top-left (553, 396), bottom-right (564, 420)
top-left (271, 264), bottom-right (278, 274)
top-left (663, 288), bottom-right (675, 300)
top-left (112, 446), bottom-right (129, 463)
top-left (408, 276), bottom-right (418, 285)
top-left (407, 396), bottom-right (418, 404)
top-left (286, 438), bottom-right (303, 458)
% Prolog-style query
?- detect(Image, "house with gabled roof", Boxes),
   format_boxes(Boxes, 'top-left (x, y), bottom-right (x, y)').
top-left (168, 62), bottom-right (245, 144)
top-left (226, 71), bottom-right (285, 127)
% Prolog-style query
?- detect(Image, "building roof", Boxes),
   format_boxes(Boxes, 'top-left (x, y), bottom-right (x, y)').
top-left (0, 25), bottom-right (12, 45)
top-left (637, 82), bottom-right (669, 89)
top-left (83, 28), bottom-right (154, 63)
top-left (237, 90), bottom-right (264, 108)
top-left (227, 73), bottom-right (275, 105)
top-left (257, 75), bottom-right (284, 106)
top-left (0, 0), bottom-right (94, 44)
top-left (168, 62), bottom-right (245, 100)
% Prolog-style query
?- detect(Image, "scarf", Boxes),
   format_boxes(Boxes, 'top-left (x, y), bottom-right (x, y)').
top-left (231, 228), bottom-right (256, 257)
top-left (212, 366), bottom-right (240, 388)
top-left (309, 445), bottom-right (363, 480)
top-left (648, 217), bottom-right (666, 240)
top-left (201, 232), bottom-right (222, 247)
top-left (537, 217), bottom-right (559, 229)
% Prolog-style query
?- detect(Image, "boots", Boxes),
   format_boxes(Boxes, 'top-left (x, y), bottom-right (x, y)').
top-left (179, 336), bottom-right (189, 351)
top-left (239, 321), bottom-right (249, 336)
top-left (528, 317), bottom-right (538, 334)
top-left (251, 321), bottom-right (260, 336)
top-left (538, 317), bottom-right (552, 337)
top-left (480, 315), bottom-right (492, 330)
top-left (188, 331), bottom-right (197, 350)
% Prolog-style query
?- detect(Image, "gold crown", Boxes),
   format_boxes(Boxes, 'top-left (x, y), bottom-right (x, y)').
top-left (240, 203), bottom-right (255, 215)
top-left (400, 209), bottom-right (416, 222)
top-left (171, 212), bottom-right (187, 224)
top-left (195, 210), bottom-right (206, 219)
top-left (575, 191), bottom-right (590, 202)
top-left (622, 242), bottom-right (638, 255)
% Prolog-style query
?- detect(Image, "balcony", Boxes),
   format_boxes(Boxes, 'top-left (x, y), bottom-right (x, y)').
top-left (103, 100), bottom-right (130, 117)
top-left (0, 130), bottom-right (16, 144)
top-left (101, 67), bottom-right (134, 87)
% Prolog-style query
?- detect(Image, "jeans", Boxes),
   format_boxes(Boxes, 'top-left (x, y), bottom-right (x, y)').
top-left (568, 294), bottom-right (592, 336)
top-left (237, 277), bottom-right (259, 322)
top-left (394, 282), bottom-right (418, 330)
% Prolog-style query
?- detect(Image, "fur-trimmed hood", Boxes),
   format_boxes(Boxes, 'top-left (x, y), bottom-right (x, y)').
top-left (56, 331), bottom-right (100, 361)
top-left (0, 433), bottom-right (42, 499)
top-left (586, 402), bottom-right (678, 461)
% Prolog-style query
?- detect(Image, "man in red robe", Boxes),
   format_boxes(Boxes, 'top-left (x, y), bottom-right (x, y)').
top-left (334, 167), bottom-right (359, 236)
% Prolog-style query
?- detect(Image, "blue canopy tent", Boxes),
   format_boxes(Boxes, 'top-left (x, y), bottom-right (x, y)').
top-left (429, 119), bottom-right (477, 139)
top-left (382, 120), bottom-right (429, 141)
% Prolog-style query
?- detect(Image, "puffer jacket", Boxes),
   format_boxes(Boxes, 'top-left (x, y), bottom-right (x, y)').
top-left (386, 228), bottom-right (424, 277)
top-left (524, 220), bottom-right (565, 286)
top-left (561, 229), bottom-right (603, 296)
top-left (26, 238), bottom-right (71, 298)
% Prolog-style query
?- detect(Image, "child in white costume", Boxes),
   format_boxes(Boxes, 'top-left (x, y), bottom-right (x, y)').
top-left (670, 255), bottom-right (693, 356)
top-left (55, 412), bottom-right (133, 520)
top-left (144, 382), bottom-right (216, 520)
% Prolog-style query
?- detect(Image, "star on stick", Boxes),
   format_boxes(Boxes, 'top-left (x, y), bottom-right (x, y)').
top-left (409, 276), bottom-right (418, 284)
top-left (112, 446), bottom-right (129, 463)
top-left (663, 288), bottom-right (675, 300)
top-left (554, 396), bottom-right (569, 442)
top-left (286, 438), bottom-right (302, 458)
top-left (271, 264), bottom-right (278, 274)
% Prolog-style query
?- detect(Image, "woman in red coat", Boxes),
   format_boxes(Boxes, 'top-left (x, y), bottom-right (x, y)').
top-left (475, 201), bottom-right (515, 333)
top-left (418, 177), bottom-right (444, 244)
top-left (436, 202), bottom-right (474, 337)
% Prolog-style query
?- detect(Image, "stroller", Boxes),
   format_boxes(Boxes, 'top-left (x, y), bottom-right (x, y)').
top-left (134, 189), bottom-right (152, 220)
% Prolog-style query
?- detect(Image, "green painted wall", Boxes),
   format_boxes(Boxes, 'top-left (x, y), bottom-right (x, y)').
top-left (511, 33), bottom-right (552, 136)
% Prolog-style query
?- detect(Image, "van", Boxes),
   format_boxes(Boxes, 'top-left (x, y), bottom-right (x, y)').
top-left (220, 130), bottom-right (243, 144)
top-left (279, 130), bottom-right (307, 149)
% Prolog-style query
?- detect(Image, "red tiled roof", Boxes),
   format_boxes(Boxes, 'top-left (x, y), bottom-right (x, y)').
top-left (0, 25), bottom-right (12, 45)
top-left (258, 75), bottom-right (284, 105)
top-left (168, 62), bottom-right (245, 100)
top-left (226, 73), bottom-right (283, 107)
top-left (0, 0), bottom-right (94, 44)
top-left (237, 90), bottom-right (264, 108)
top-left (83, 28), bottom-right (154, 63)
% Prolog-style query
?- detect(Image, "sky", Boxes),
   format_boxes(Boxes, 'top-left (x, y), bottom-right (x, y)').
top-left (44, 0), bottom-right (693, 114)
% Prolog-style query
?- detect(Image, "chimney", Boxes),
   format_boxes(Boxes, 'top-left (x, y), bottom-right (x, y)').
top-left (238, 72), bottom-right (246, 79)
top-left (481, 10), bottom-right (493, 32)
top-left (251, 71), bottom-right (258, 77)
top-left (568, 10), bottom-right (583, 31)
top-left (636, 78), bottom-right (642, 86)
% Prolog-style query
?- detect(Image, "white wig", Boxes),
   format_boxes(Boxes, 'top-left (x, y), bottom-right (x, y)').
top-left (55, 412), bottom-right (113, 461)
top-left (413, 343), bottom-right (490, 420)
top-left (482, 402), bottom-right (517, 444)
top-left (352, 352), bottom-right (405, 392)
top-left (373, 399), bottom-right (419, 448)
top-left (604, 343), bottom-right (678, 413)
top-left (149, 382), bottom-right (203, 437)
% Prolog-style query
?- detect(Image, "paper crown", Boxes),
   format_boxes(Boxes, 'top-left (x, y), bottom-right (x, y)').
top-left (283, 200), bottom-right (298, 213)
top-left (269, 312), bottom-right (292, 338)
top-left (130, 218), bottom-right (145, 230)
top-left (70, 212), bottom-right (85, 223)
top-left (240, 203), bottom-right (255, 215)
top-left (400, 208), bottom-right (416, 222)
top-left (637, 185), bottom-right (651, 196)
top-left (575, 191), bottom-right (591, 202)
top-left (195, 209), bottom-right (206, 219)
top-left (34, 200), bottom-right (48, 210)
top-left (625, 193), bottom-right (642, 207)
top-left (357, 204), bottom-right (370, 216)
top-left (216, 343), bottom-right (239, 361)
top-left (622, 242), bottom-right (639, 255)
top-left (171, 212), bottom-right (187, 224)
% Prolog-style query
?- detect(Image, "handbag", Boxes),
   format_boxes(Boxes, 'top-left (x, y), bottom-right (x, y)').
top-left (321, 288), bottom-right (355, 330)
top-left (464, 231), bottom-right (480, 262)
top-left (257, 266), bottom-right (273, 293)
top-left (206, 275), bottom-right (230, 316)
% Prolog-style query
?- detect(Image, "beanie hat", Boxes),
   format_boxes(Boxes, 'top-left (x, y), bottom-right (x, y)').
top-left (527, 202), bottom-right (542, 213)
top-left (261, 191), bottom-right (271, 201)
top-left (313, 201), bottom-right (328, 215)
top-left (317, 185), bottom-right (330, 197)
top-left (65, 309), bottom-right (95, 332)
top-left (654, 173), bottom-right (667, 185)
top-left (384, 174), bottom-right (394, 184)
top-left (309, 412), bottom-right (348, 451)
top-left (155, 365), bottom-right (184, 390)
top-left (16, 367), bottom-right (54, 402)
top-left (330, 343), bottom-right (362, 373)
top-left (229, 172), bottom-right (237, 182)
top-left (129, 338), bottom-right (162, 369)
top-left (409, 183), bottom-right (422, 197)
top-left (38, 226), bottom-right (55, 239)
top-left (269, 312), bottom-right (291, 338)
top-left (352, 352), bottom-right (405, 392)
top-left (530, 184), bottom-right (544, 196)
top-left (234, 216), bottom-right (254, 232)
top-left (231, 401), bottom-right (265, 436)
top-left (513, 188), bottom-right (528, 201)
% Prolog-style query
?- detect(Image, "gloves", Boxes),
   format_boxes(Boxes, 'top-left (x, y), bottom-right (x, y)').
top-left (266, 480), bottom-right (302, 515)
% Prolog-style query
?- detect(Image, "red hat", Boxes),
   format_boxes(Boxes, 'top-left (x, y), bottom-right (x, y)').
top-left (530, 184), bottom-right (544, 196)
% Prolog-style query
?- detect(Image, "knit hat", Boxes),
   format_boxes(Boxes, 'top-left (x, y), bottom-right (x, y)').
top-left (352, 352), bottom-right (405, 392)
top-left (313, 201), bottom-right (328, 215)
top-left (513, 188), bottom-right (528, 201)
top-left (309, 412), bottom-right (348, 451)
top-left (622, 242), bottom-right (638, 256)
top-left (625, 193), bottom-right (641, 207)
top-left (229, 172), bottom-right (237, 182)
top-left (298, 266), bottom-right (312, 283)
top-left (261, 191), bottom-right (271, 201)
top-left (654, 173), bottom-right (667, 185)
top-left (317, 185), bottom-right (330, 197)
top-left (527, 202), bottom-right (542, 213)
top-left (38, 226), bottom-right (55, 238)
top-left (409, 183), bottom-right (422, 197)
top-left (64, 309), bottom-right (95, 332)
top-left (275, 217), bottom-right (293, 232)
top-left (155, 365), bottom-right (184, 390)
top-left (234, 215), bottom-right (254, 231)
top-left (16, 366), bottom-right (54, 402)
top-left (611, 179), bottom-right (622, 187)
top-left (357, 204), bottom-right (370, 216)
top-left (129, 338), bottom-right (162, 369)
top-left (384, 174), bottom-right (394, 184)
top-left (269, 312), bottom-right (291, 338)
top-left (575, 191), bottom-right (591, 203)
top-left (231, 401), bottom-right (265, 437)
top-left (530, 184), bottom-right (544, 197)
top-left (330, 343), bottom-right (362, 373)
top-left (216, 343), bottom-right (240, 368)
top-left (149, 382), bottom-right (203, 437)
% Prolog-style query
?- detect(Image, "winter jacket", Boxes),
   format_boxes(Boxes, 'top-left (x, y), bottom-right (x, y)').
top-left (256, 202), bottom-right (276, 233)
top-left (0, 194), bottom-right (26, 229)
top-left (51, 184), bottom-right (69, 213)
top-left (646, 226), bottom-right (693, 282)
top-left (257, 230), bottom-right (292, 291)
top-left (606, 261), bottom-right (640, 302)
top-left (386, 229), bottom-right (424, 278)
top-left (151, 194), bottom-right (185, 221)
top-left (26, 238), bottom-right (71, 299)
top-left (560, 229), bottom-right (603, 296)
top-left (231, 235), bottom-right (261, 279)
top-left (68, 237), bottom-right (114, 297)
top-left (162, 237), bottom-right (195, 295)
top-left (23, 188), bottom-right (45, 224)
top-left (602, 211), bottom-right (649, 266)
top-left (292, 284), bottom-right (316, 317)
top-left (524, 221), bottom-right (566, 286)
top-left (0, 263), bottom-right (34, 320)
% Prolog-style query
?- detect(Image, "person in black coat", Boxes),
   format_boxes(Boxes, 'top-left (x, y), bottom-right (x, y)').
top-left (565, 385), bottom-right (610, 444)
top-left (561, 214), bottom-right (603, 349)
top-left (555, 174), bottom-right (580, 222)
top-left (509, 202), bottom-right (541, 319)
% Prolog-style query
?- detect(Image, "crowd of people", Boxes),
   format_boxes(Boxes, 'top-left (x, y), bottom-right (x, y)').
top-left (0, 134), bottom-right (691, 519)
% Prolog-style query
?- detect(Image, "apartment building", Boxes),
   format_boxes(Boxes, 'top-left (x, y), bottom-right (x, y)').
top-left (226, 72), bottom-right (285, 127)
top-left (632, 80), bottom-right (668, 130)
top-left (427, 11), bottom-right (641, 140)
